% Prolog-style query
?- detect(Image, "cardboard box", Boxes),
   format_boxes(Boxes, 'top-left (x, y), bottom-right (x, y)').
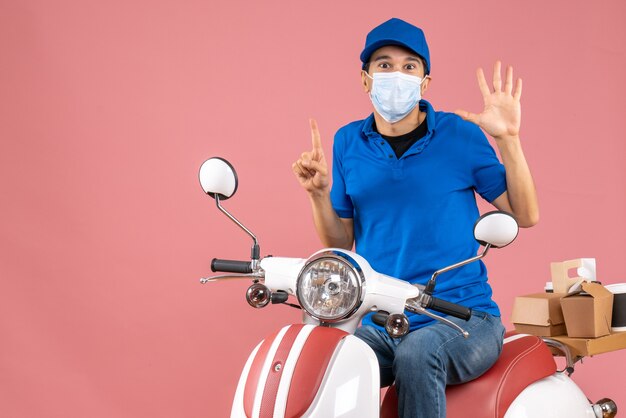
top-left (549, 332), bottom-right (626, 357)
top-left (560, 282), bottom-right (614, 338)
top-left (511, 292), bottom-right (567, 337)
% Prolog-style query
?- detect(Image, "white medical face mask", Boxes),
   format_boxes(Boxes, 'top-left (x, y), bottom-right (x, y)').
top-left (366, 71), bottom-right (426, 123)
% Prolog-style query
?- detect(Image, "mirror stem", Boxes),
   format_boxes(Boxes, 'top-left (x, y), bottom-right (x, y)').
top-left (215, 195), bottom-right (260, 264)
top-left (423, 244), bottom-right (492, 295)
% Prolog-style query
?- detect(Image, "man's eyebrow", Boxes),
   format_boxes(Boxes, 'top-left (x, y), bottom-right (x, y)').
top-left (372, 55), bottom-right (422, 63)
top-left (373, 55), bottom-right (392, 62)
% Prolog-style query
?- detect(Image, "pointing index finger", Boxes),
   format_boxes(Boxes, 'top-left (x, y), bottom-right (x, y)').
top-left (310, 118), bottom-right (323, 154)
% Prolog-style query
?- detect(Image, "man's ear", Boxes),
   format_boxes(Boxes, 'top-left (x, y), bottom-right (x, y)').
top-left (361, 70), bottom-right (371, 93)
top-left (421, 75), bottom-right (432, 96)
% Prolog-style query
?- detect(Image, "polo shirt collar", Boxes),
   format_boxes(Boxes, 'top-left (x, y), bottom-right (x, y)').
top-left (361, 100), bottom-right (436, 157)
top-left (361, 100), bottom-right (435, 137)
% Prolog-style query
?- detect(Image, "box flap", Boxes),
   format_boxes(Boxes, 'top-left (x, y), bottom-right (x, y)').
top-left (581, 282), bottom-right (613, 299)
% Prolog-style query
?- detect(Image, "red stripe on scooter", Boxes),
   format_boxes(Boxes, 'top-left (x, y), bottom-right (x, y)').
top-left (258, 324), bottom-right (305, 418)
top-left (285, 327), bottom-right (348, 417)
top-left (243, 328), bottom-right (280, 418)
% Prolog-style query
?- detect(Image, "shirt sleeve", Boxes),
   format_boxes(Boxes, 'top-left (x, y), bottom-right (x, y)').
top-left (330, 131), bottom-right (354, 218)
top-left (468, 125), bottom-right (507, 203)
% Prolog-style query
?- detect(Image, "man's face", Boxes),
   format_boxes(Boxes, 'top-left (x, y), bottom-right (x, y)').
top-left (361, 45), bottom-right (430, 94)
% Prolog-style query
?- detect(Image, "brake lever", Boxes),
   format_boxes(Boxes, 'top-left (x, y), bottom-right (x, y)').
top-left (405, 299), bottom-right (469, 338)
top-left (200, 272), bottom-right (264, 284)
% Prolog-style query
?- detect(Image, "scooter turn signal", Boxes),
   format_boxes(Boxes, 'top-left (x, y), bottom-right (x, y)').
top-left (385, 313), bottom-right (410, 338)
top-left (246, 283), bottom-right (271, 308)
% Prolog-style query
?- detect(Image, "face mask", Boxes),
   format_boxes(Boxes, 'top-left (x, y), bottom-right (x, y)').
top-left (365, 71), bottom-right (426, 123)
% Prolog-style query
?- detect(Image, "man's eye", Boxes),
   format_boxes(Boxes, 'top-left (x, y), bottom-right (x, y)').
top-left (405, 64), bottom-right (416, 70)
top-left (379, 63), bottom-right (390, 69)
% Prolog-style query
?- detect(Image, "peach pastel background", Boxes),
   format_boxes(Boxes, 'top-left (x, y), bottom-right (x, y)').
top-left (1, 0), bottom-right (625, 416)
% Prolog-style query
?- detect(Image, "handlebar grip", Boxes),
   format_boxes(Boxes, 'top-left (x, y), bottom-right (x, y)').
top-left (211, 258), bottom-right (252, 274)
top-left (372, 311), bottom-right (390, 327)
top-left (427, 297), bottom-right (472, 321)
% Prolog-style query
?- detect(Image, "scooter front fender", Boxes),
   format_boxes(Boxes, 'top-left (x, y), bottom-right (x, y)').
top-left (230, 324), bottom-right (379, 418)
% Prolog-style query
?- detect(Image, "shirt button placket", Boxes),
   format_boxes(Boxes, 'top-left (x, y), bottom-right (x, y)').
top-left (377, 139), bottom-right (393, 160)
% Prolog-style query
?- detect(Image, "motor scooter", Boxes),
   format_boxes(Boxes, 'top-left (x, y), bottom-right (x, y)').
top-left (198, 157), bottom-right (617, 418)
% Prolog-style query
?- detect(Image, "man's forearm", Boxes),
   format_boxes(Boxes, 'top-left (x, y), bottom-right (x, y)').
top-left (308, 192), bottom-right (354, 249)
top-left (495, 135), bottom-right (539, 227)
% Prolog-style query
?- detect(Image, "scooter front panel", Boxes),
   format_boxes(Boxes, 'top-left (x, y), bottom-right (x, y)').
top-left (232, 324), bottom-right (355, 418)
top-left (301, 334), bottom-right (380, 418)
top-left (243, 325), bottom-right (292, 417)
top-left (258, 324), bottom-right (310, 416)
top-left (281, 326), bottom-right (349, 417)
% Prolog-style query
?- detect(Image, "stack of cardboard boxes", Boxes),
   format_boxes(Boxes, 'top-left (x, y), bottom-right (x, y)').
top-left (511, 258), bottom-right (626, 357)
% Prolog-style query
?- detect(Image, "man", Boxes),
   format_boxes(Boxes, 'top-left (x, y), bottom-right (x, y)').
top-left (292, 18), bottom-right (538, 418)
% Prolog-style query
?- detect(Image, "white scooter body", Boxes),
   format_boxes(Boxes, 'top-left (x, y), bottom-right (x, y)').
top-left (228, 257), bottom-right (602, 418)
top-left (230, 326), bottom-right (599, 418)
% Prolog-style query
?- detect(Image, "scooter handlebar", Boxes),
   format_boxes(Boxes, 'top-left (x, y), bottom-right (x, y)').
top-left (426, 297), bottom-right (472, 321)
top-left (211, 258), bottom-right (252, 274)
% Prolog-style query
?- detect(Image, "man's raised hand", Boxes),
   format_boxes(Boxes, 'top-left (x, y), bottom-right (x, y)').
top-left (455, 61), bottom-right (522, 140)
top-left (292, 119), bottom-right (330, 196)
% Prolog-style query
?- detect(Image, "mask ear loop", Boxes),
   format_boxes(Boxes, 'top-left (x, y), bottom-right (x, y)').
top-left (362, 70), bottom-right (374, 96)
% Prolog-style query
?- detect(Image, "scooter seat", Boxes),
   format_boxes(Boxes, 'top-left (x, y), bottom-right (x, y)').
top-left (380, 331), bottom-right (557, 418)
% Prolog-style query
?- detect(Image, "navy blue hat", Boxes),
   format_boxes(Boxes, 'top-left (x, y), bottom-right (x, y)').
top-left (360, 18), bottom-right (431, 74)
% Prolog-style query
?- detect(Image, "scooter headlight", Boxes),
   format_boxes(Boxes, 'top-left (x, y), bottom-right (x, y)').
top-left (296, 250), bottom-right (365, 322)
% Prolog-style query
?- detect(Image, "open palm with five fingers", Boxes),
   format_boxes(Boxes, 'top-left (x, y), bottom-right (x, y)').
top-left (292, 119), bottom-right (330, 196)
top-left (455, 61), bottom-right (522, 140)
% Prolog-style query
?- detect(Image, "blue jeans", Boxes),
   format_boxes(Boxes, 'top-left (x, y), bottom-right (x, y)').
top-left (354, 311), bottom-right (505, 418)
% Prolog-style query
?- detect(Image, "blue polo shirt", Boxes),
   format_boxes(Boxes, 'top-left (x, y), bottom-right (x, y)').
top-left (330, 100), bottom-right (507, 330)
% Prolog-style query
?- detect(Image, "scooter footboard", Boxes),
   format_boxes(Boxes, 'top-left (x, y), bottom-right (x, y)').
top-left (230, 324), bottom-right (379, 418)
